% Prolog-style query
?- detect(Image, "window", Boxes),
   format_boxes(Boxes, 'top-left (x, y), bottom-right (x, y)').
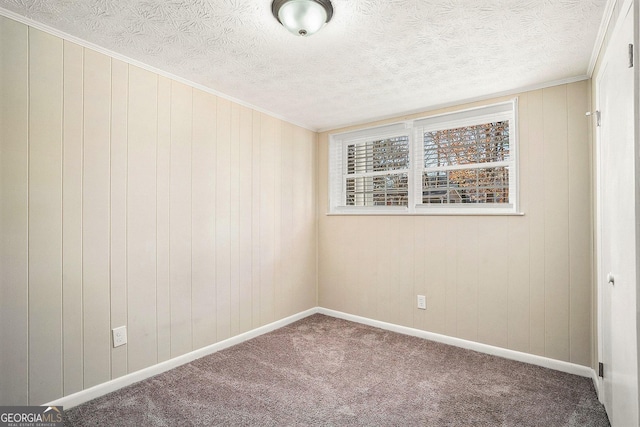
top-left (417, 119), bottom-right (512, 211)
top-left (329, 100), bottom-right (518, 214)
top-left (345, 136), bottom-right (410, 207)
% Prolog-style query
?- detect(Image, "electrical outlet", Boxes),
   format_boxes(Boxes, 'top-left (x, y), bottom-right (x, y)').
top-left (417, 295), bottom-right (426, 310)
top-left (112, 326), bottom-right (127, 348)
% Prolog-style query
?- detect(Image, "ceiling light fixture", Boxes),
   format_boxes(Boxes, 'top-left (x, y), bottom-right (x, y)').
top-left (272, 0), bottom-right (333, 37)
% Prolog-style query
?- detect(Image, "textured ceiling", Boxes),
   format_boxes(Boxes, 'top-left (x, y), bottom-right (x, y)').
top-left (0, 0), bottom-right (607, 130)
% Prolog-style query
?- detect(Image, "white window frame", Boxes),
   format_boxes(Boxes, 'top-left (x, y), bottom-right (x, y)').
top-left (328, 99), bottom-right (519, 215)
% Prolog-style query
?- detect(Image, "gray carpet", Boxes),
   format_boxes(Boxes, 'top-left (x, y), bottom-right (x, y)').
top-left (64, 314), bottom-right (610, 426)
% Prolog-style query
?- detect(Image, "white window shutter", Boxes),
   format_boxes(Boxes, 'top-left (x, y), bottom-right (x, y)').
top-left (328, 99), bottom-right (519, 215)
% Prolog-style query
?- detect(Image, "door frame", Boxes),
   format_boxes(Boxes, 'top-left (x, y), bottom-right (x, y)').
top-left (594, 51), bottom-right (608, 408)
top-left (594, 0), bottom-right (637, 414)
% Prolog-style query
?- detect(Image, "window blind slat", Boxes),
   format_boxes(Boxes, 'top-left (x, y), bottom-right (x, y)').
top-left (346, 173), bottom-right (409, 207)
top-left (347, 136), bottom-right (410, 175)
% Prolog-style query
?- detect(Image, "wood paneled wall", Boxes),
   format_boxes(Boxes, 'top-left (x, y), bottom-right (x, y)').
top-left (0, 17), bottom-right (317, 405)
top-left (0, 13), bottom-right (595, 408)
top-left (317, 81), bottom-right (593, 367)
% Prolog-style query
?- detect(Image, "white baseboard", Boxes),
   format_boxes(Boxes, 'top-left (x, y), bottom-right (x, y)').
top-left (48, 306), bottom-right (598, 410)
top-left (318, 307), bottom-right (596, 379)
top-left (46, 307), bottom-right (319, 409)
top-left (592, 369), bottom-right (604, 404)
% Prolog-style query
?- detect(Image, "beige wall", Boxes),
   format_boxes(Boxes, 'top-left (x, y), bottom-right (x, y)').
top-left (318, 81), bottom-right (593, 367)
top-left (0, 11), bottom-right (598, 408)
top-left (0, 16), bottom-right (317, 406)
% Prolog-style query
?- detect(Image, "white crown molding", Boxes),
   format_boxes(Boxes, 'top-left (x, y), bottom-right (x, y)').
top-left (0, 7), bottom-right (317, 132)
top-left (1, 1), bottom-right (606, 131)
top-left (319, 74), bottom-right (590, 133)
top-left (588, 0), bottom-right (619, 76)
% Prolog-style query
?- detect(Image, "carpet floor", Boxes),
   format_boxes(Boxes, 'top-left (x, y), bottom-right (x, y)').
top-left (64, 314), bottom-right (609, 426)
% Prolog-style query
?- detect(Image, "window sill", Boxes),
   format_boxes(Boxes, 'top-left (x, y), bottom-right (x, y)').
top-left (326, 211), bottom-right (525, 217)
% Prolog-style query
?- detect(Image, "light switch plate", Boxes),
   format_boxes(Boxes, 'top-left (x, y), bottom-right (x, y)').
top-left (417, 295), bottom-right (426, 310)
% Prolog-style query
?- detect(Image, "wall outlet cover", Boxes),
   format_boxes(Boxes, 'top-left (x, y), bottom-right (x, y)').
top-left (112, 326), bottom-right (127, 348)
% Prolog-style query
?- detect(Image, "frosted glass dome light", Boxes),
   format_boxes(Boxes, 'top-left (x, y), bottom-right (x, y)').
top-left (272, 0), bottom-right (333, 37)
